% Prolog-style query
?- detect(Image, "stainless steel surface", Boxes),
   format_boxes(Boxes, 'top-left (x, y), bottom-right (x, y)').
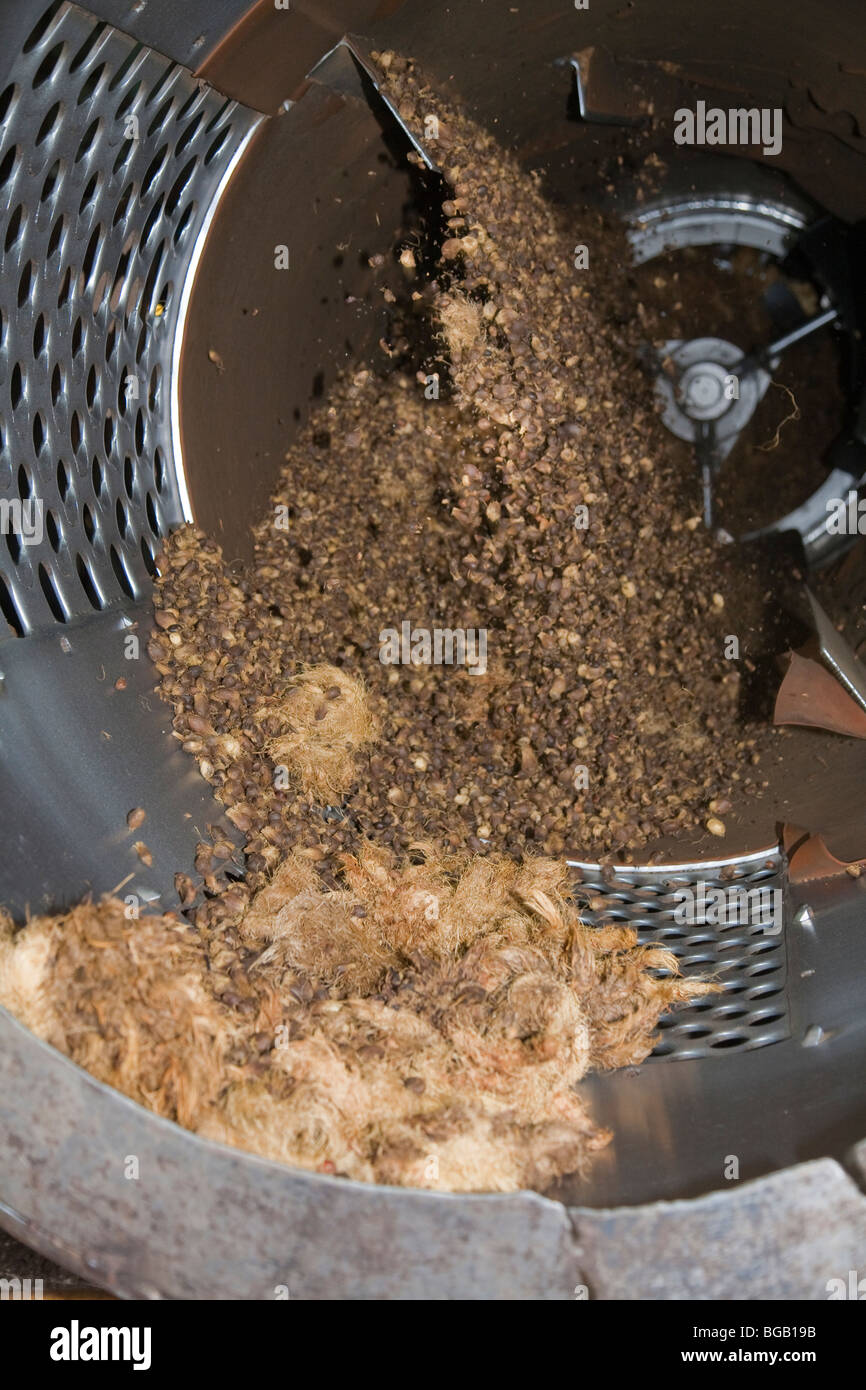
top-left (566, 54), bottom-right (645, 128)
top-left (0, 0), bottom-right (258, 635)
top-left (804, 584), bottom-right (866, 715)
top-left (627, 195), bottom-right (808, 266)
top-left (756, 467), bottom-right (866, 565)
top-left (310, 37), bottom-right (438, 170)
top-left (0, 599), bottom-right (238, 918)
top-left (569, 847), bottom-right (790, 1060)
top-left (557, 873), bottom-right (866, 1210)
top-left (763, 305), bottom-right (839, 358)
top-left (654, 335), bottom-right (772, 458)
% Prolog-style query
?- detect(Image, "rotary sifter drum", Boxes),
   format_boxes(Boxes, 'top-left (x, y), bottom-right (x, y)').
top-left (1, 0), bottom-right (866, 1299)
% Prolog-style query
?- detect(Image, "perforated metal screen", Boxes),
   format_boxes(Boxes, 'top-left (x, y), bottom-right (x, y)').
top-left (570, 847), bottom-right (790, 1059)
top-left (0, 1), bottom-right (258, 636)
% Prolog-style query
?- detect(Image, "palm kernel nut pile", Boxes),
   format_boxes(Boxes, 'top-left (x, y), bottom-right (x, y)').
top-left (0, 56), bottom-right (770, 1195)
top-left (155, 51), bottom-right (762, 878)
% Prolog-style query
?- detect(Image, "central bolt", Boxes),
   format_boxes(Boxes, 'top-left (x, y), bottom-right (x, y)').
top-left (678, 360), bottom-right (731, 422)
top-left (687, 373), bottom-right (722, 408)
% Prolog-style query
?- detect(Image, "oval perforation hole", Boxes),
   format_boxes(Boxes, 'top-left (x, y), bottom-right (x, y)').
top-left (134, 408), bottom-right (145, 455)
top-left (153, 446), bottom-right (165, 493)
top-left (5, 203), bottom-right (24, 252)
top-left (111, 136), bottom-right (135, 176)
top-left (10, 363), bottom-right (24, 410)
top-left (145, 64), bottom-right (174, 109)
top-left (6, 528), bottom-right (21, 564)
top-left (32, 41), bottom-right (65, 88)
top-left (175, 114), bottom-right (202, 159)
top-left (114, 78), bottom-right (143, 123)
top-left (148, 364), bottom-right (162, 412)
top-left (38, 562), bottom-right (66, 622)
top-left (140, 535), bottom-right (157, 577)
top-left (205, 98), bottom-right (231, 134)
top-left (145, 491), bottom-right (160, 536)
top-left (91, 455), bottom-right (103, 498)
top-left (24, 5), bottom-right (64, 57)
top-left (68, 19), bottom-right (107, 73)
top-left (103, 414), bottom-right (115, 456)
top-left (140, 143), bottom-right (169, 200)
top-left (35, 100), bottom-right (62, 146)
top-left (746, 983), bottom-right (784, 1000)
top-left (74, 116), bottom-right (100, 165)
top-left (18, 261), bottom-right (34, 308)
top-left (82, 503), bottom-right (96, 545)
top-left (175, 87), bottom-right (203, 124)
top-left (57, 265), bottom-right (72, 309)
top-left (110, 243), bottom-right (135, 313)
top-left (78, 170), bottom-right (100, 216)
top-left (205, 126), bottom-right (231, 164)
top-left (115, 496), bottom-right (128, 539)
top-left (109, 43), bottom-right (144, 94)
top-left (135, 323), bottom-right (149, 365)
top-left (77, 63), bottom-right (106, 106)
top-left (32, 412), bottom-right (46, 456)
top-left (0, 574), bottom-right (24, 636)
top-left (56, 458), bottom-right (70, 500)
top-left (46, 509), bottom-right (61, 552)
top-left (47, 212), bottom-right (64, 259)
top-left (109, 544), bottom-right (135, 598)
top-left (0, 146), bottom-right (18, 192)
top-left (112, 181), bottom-right (134, 228)
top-left (140, 193), bottom-right (165, 251)
top-left (81, 224), bottom-right (102, 286)
top-left (123, 456), bottom-right (135, 498)
top-left (173, 200), bottom-right (195, 247)
top-left (164, 158), bottom-right (197, 220)
top-left (70, 411), bottom-right (82, 455)
top-left (147, 95), bottom-right (175, 139)
top-left (0, 83), bottom-right (17, 124)
top-left (33, 315), bottom-right (46, 358)
top-left (76, 552), bottom-right (102, 609)
top-left (139, 238), bottom-right (165, 320)
top-left (92, 269), bottom-right (111, 313)
top-left (39, 157), bottom-right (62, 205)
top-left (71, 317), bottom-right (83, 357)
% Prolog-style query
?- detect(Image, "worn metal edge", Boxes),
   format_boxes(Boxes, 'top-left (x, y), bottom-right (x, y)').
top-left (0, 1006), bottom-right (584, 1300)
top-left (569, 1157), bottom-right (866, 1300)
top-left (3, 1003), bottom-right (866, 1298)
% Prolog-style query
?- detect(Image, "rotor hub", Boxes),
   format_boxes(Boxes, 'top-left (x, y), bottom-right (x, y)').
top-left (655, 335), bottom-right (771, 451)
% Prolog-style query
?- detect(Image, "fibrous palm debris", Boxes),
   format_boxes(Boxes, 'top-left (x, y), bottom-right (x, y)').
top-left (0, 851), bottom-right (713, 1192)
